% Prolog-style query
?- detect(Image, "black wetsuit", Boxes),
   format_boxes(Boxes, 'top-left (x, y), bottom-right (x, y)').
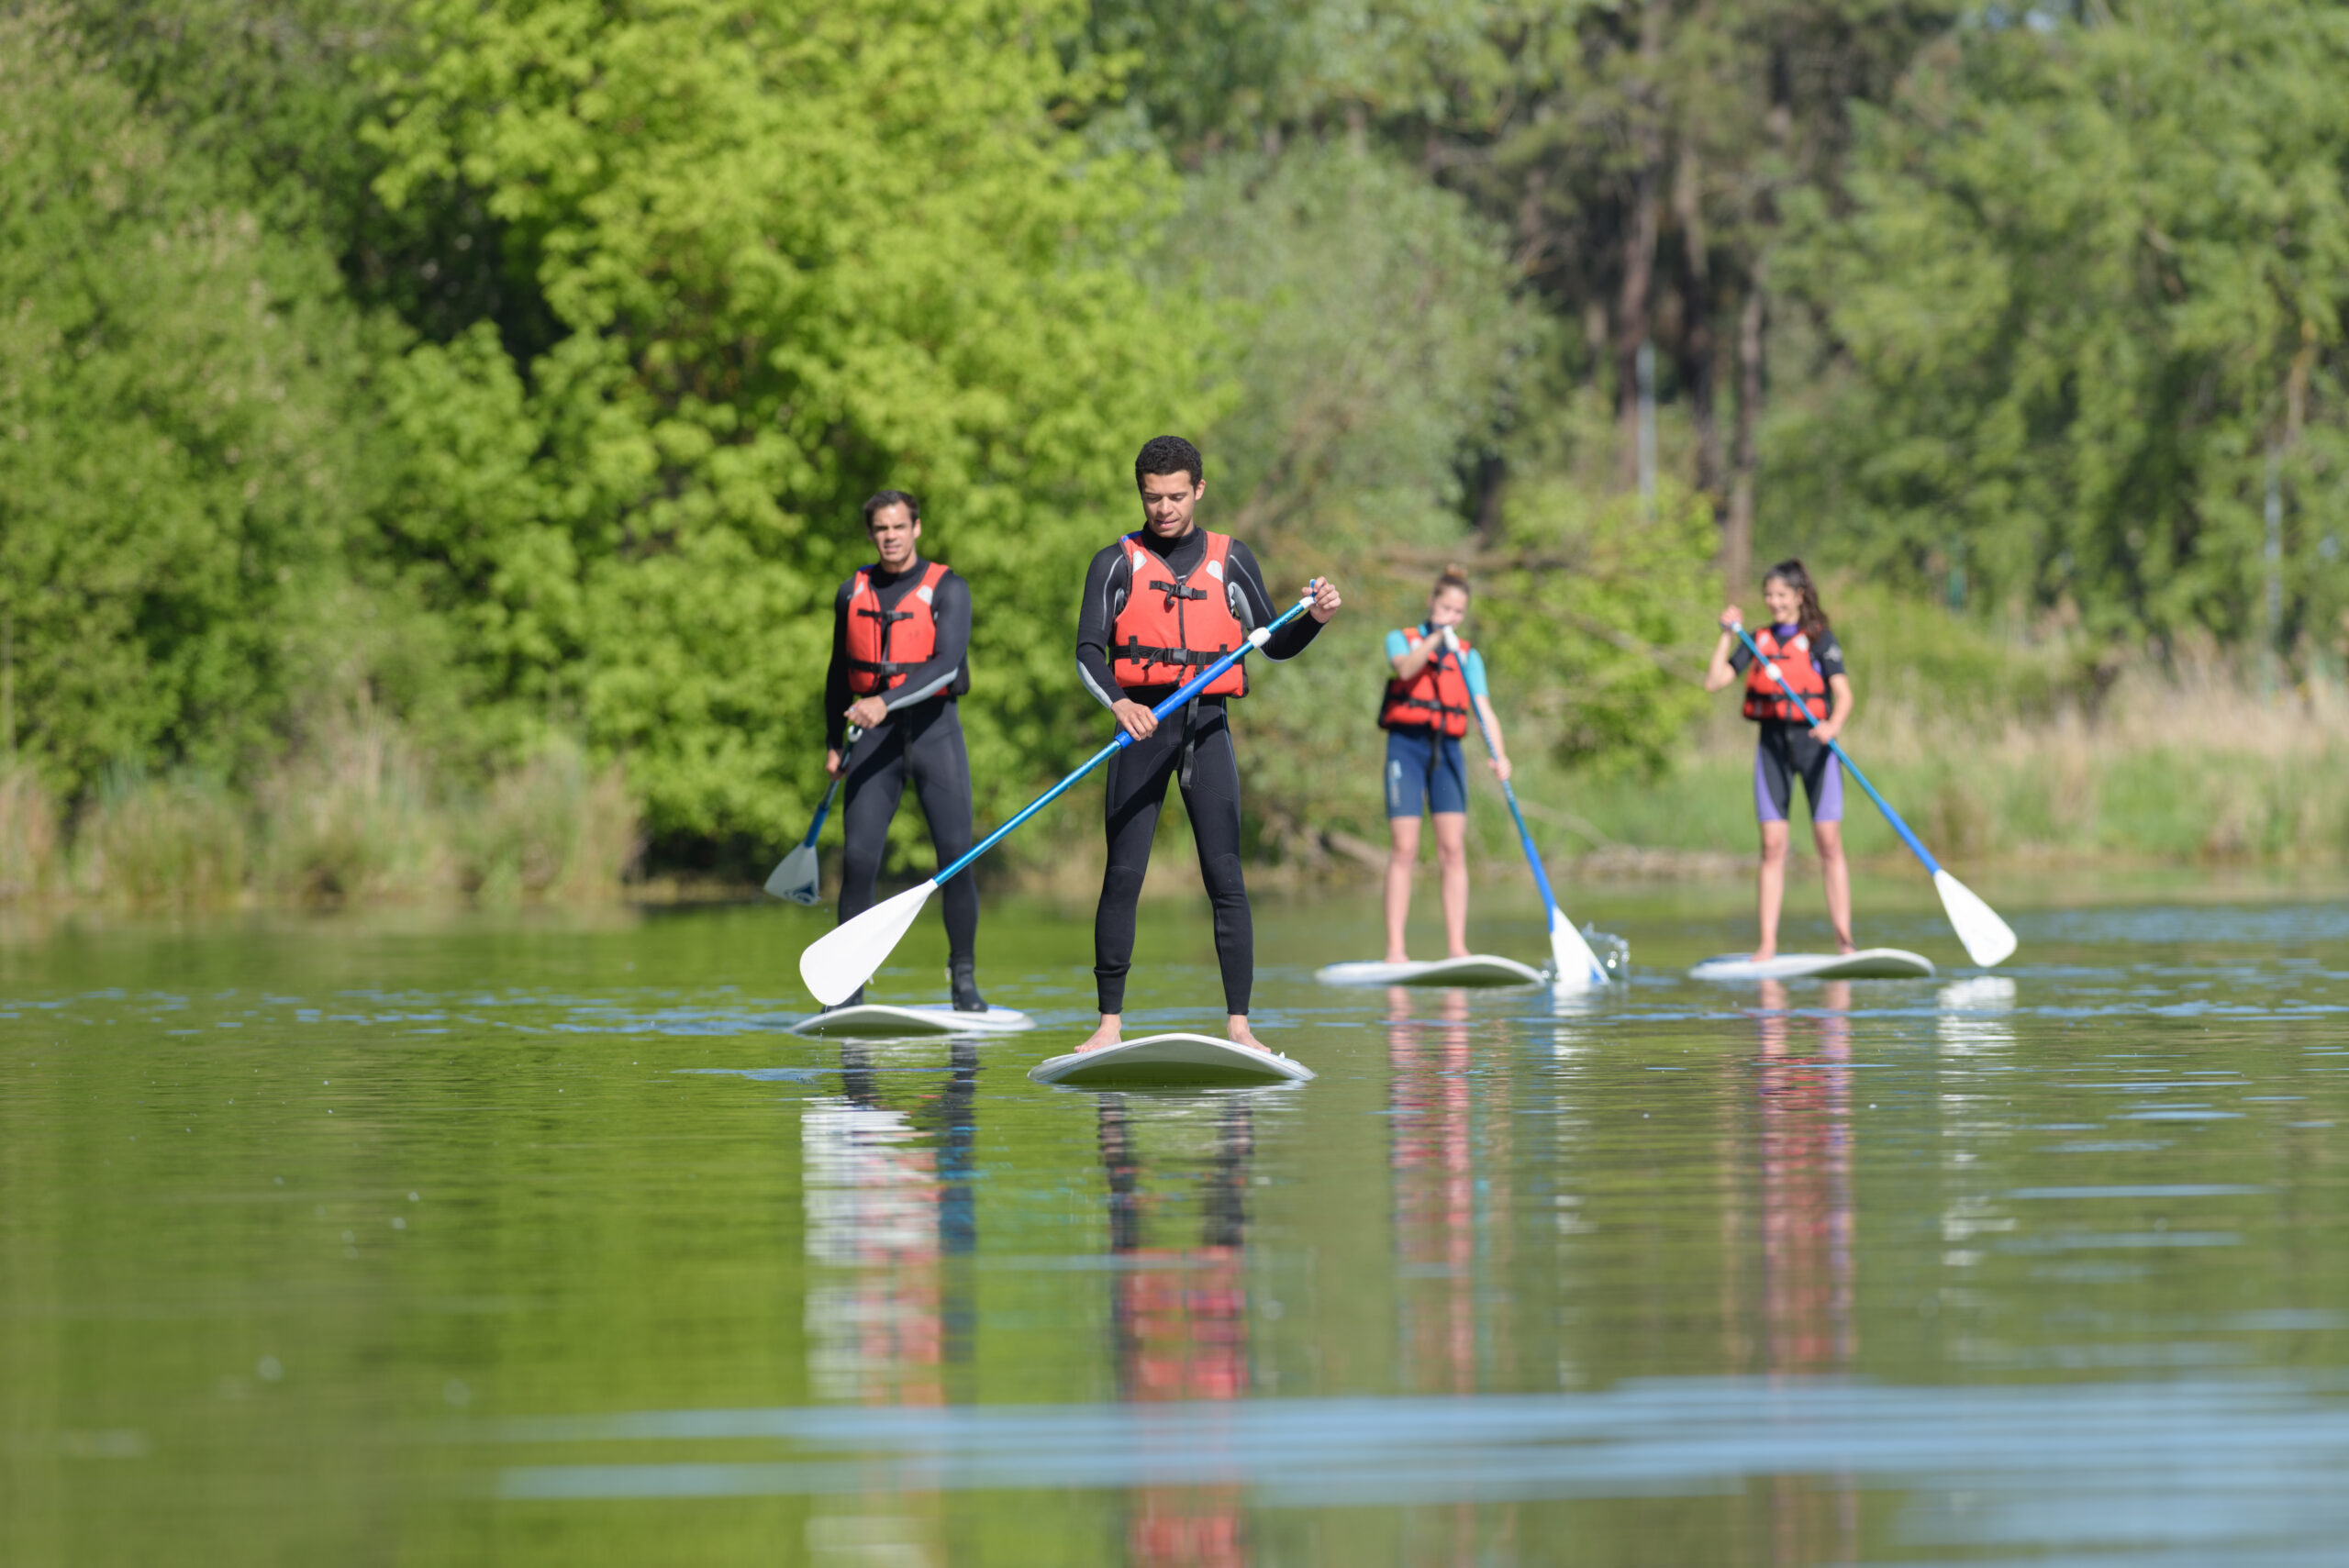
top-left (824, 561), bottom-right (977, 968)
top-left (1074, 529), bottom-right (1323, 1016)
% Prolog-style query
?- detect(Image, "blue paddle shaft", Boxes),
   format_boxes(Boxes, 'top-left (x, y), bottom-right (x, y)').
top-left (1727, 622), bottom-right (1943, 875)
top-left (798, 726), bottom-right (862, 849)
top-left (1465, 698), bottom-right (1564, 918)
top-left (930, 592), bottom-right (1318, 887)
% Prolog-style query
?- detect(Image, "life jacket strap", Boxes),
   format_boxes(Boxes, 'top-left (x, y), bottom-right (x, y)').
top-left (1117, 636), bottom-right (1230, 671)
top-left (1144, 576), bottom-right (1209, 610)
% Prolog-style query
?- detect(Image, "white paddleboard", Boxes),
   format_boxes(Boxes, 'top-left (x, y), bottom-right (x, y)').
top-left (1687, 949), bottom-right (1935, 983)
top-left (1029, 1032), bottom-right (1315, 1087)
top-left (1314, 954), bottom-right (1549, 988)
top-left (787, 1003), bottom-right (1035, 1038)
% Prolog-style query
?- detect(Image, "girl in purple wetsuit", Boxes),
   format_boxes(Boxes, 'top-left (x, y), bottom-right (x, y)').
top-left (1702, 560), bottom-right (1857, 960)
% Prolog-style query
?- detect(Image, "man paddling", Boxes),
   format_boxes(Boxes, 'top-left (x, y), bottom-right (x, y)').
top-left (1074, 436), bottom-right (1343, 1052)
top-left (823, 490), bottom-right (986, 1011)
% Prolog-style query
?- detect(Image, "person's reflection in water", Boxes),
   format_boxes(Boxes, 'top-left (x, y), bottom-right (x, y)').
top-left (800, 1040), bottom-right (981, 1565)
top-left (1386, 985), bottom-right (1479, 1393)
top-left (1099, 1095), bottom-right (1253, 1567)
top-left (1386, 984), bottom-right (1505, 1566)
top-left (1750, 978), bottom-right (1858, 1562)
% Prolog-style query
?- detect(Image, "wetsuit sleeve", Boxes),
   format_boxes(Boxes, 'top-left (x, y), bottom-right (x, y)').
top-left (1727, 642), bottom-right (1753, 674)
top-left (1074, 543), bottom-right (1130, 708)
top-left (1225, 540), bottom-right (1323, 662)
top-left (881, 571), bottom-right (971, 711)
top-left (1813, 632), bottom-right (1847, 680)
top-left (1384, 628), bottom-right (1409, 662)
top-left (824, 578), bottom-right (854, 749)
top-left (1463, 646), bottom-right (1490, 698)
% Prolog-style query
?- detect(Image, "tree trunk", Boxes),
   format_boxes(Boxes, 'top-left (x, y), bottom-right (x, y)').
top-left (1724, 283), bottom-right (1765, 594)
top-left (1615, 0), bottom-right (1667, 494)
top-left (1675, 148), bottom-right (1721, 503)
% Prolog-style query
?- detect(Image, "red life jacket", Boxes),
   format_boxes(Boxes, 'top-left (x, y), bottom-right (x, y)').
top-left (1742, 625), bottom-right (1831, 723)
top-left (1379, 626), bottom-right (1472, 737)
top-left (1109, 530), bottom-right (1249, 698)
top-left (844, 560), bottom-right (952, 695)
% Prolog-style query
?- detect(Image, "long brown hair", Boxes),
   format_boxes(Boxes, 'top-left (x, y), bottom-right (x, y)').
top-left (1763, 558), bottom-right (1830, 642)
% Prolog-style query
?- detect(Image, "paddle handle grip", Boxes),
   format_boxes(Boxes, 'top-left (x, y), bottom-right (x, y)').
top-left (930, 588), bottom-right (1319, 887)
top-left (1726, 621), bottom-right (1942, 874)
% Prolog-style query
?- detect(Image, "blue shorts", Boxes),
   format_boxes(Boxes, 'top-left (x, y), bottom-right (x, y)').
top-left (1385, 728), bottom-right (1468, 818)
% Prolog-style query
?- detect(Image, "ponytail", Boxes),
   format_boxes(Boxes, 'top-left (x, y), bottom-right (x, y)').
top-left (1432, 563), bottom-right (1471, 600)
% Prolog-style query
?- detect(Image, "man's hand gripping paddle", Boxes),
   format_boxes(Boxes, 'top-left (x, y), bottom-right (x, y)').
top-left (1727, 620), bottom-right (2018, 967)
top-left (1462, 684), bottom-right (1609, 988)
top-left (764, 727), bottom-right (863, 906)
top-left (798, 584), bottom-right (1325, 1005)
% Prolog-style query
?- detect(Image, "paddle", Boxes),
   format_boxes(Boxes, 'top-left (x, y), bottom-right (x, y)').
top-left (798, 584), bottom-right (1325, 1005)
top-left (764, 727), bottom-right (863, 906)
top-left (1462, 673), bottom-right (1610, 987)
top-left (1727, 620), bottom-right (2018, 967)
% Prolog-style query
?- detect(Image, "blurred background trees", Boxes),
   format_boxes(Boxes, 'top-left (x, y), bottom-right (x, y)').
top-left (3, 0), bottom-right (2346, 895)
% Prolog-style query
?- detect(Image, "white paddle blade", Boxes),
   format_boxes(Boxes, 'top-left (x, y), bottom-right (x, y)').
top-left (1934, 869), bottom-right (2018, 968)
top-left (1548, 906), bottom-right (1609, 989)
top-left (798, 882), bottom-right (935, 1004)
top-left (763, 843), bottom-right (821, 905)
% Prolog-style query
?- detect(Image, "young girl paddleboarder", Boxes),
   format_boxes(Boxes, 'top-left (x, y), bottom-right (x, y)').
top-left (1703, 560), bottom-right (1856, 961)
top-left (1380, 566), bottom-right (1513, 962)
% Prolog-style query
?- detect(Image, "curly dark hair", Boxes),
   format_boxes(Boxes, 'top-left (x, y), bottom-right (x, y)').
top-left (1763, 558), bottom-right (1831, 642)
top-left (861, 489), bottom-right (920, 528)
top-left (1133, 435), bottom-right (1203, 489)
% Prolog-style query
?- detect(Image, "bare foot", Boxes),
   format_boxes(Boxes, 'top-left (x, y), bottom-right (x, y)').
top-left (1227, 1016), bottom-right (1266, 1051)
top-left (1075, 1016), bottom-right (1122, 1054)
top-left (1446, 946), bottom-right (1473, 960)
top-left (1384, 950), bottom-right (1411, 964)
top-left (1751, 946), bottom-right (1777, 962)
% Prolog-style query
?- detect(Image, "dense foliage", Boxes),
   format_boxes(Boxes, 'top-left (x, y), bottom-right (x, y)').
top-left (3, 0), bottom-right (2343, 890)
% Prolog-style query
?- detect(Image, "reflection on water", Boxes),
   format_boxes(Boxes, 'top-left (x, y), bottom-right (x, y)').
top-left (4, 894), bottom-right (2349, 1564)
top-left (1746, 979), bottom-right (1857, 1562)
top-left (802, 1040), bottom-right (980, 1562)
top-left (1100, 1095), bottom-right (1252, 1565)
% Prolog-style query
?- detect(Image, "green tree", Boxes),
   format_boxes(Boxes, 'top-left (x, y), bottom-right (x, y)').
top-left (372, 0), bottom-right (1216, 853)
top-left (0, 11), bottom-right (391, 795)
top-left (1776, 0), bottom-right (2349, 651)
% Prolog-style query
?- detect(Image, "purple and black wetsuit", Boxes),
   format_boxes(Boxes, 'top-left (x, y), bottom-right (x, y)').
top-left (1729, 625), bottom-right (1846, 825)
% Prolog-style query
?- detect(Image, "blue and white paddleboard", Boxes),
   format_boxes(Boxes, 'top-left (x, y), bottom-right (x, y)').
top-left (787, 1003), bottom-right (1035, 1038)
top-left (1687, 949), bottom-right (1934, 983)
top-left (1029, 1032), bottom-right (1314, 1088)
top-left (1314, 954), bottom-right (1548, 988)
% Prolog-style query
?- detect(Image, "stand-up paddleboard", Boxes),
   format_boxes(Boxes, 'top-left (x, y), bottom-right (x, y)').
top-left (787, 1004), bottom-right (1035, 1038)
top-left (1030, 1033), bottom-right (1314, 1088)
top-left (1315, 955), bottom-right (1548, 988)
top-left (1688, 949), bottom-right (1934, 983)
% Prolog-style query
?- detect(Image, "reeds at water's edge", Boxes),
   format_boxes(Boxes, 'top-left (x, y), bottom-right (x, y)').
top-left (1, 656), bottom-right (2342, 908)
top-left (1551, 659), bottom-right (2349, 868)
top-left (0, 722), bottom-right (640, 908)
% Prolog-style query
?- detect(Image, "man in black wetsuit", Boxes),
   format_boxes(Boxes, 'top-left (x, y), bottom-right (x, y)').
top-left (1073, 437), bottom-right (1343, 1052)
top-left (823, 490), bottom-right (985, 1011)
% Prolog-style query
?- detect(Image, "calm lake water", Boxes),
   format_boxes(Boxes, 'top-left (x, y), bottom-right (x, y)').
top-left (4, 877), bottom-right (2346, 1565)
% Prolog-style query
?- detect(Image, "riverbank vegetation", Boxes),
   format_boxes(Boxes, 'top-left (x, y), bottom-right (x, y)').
top-left (4, 0), bottom-right (2346, 906)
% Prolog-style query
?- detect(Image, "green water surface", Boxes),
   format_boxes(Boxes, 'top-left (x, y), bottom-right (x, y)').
top-left (4, 882), bottom-right (2346, 1565)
